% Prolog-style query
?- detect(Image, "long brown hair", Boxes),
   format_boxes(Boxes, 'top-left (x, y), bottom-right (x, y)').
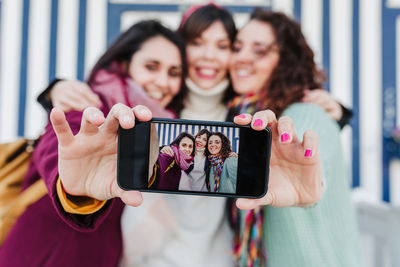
top-left (250, 9), bottom-right (326, 116)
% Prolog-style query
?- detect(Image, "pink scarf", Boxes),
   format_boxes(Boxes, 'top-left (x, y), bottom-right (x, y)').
top-left (171, 145), bottom-right (193, 171)
top-left (90, 67), bottom-right (176, 118)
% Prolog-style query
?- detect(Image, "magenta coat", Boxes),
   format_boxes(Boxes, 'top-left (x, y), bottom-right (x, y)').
top-left (0, 110), bottom-right (124, 267)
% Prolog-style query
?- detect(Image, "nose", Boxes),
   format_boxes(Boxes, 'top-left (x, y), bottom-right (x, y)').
top-left (232, 46), bottom-right (251, 63)
top-left (154, 71), bottom-right (169, 91)
top-left (203, 45), bottom-right (215, 60)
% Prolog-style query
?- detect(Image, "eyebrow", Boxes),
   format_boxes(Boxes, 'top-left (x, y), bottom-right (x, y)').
top-left (145, 59), bottom-right (182, 69)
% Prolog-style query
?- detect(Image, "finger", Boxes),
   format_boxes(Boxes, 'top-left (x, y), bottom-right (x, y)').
top-left (111, 181), bottom-right (143, 206)
top-left (277, 116), bottom-right (298, 143)
top-left (120, 191), bottom-right (143, 207)
top-left (251, 110), bottom-right (277, 130)
top-left (77, 86), bottom-right (102, 107)
top-left (235, 193), bottom-right (273, 210)
top-left (233, 113), bottom-right (252, 125)
top-left (302, 130), bottom-right (318, 158)
top-left (102, 104), bottom-right (136, 133)
top-left (50, 107), bottom-right (74, 146)
top-left (132, 105), bottom-right (152, 122)
top-left (64, 91), bottom-right (94, 111)
top-left (80, 107), bottom-right (106, 135)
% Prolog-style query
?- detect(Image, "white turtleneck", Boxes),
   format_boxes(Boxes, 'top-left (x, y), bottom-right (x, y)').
top-left (180, 78), bottom-right (229, 121)
top-left (120, 78), bottom-right (233, 267)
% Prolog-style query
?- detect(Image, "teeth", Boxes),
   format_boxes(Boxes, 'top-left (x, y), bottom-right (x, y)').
top-left (147, 90), bottom-right (163, 100)
top-left (237, 69), bottom-right (251, 76)
top-left (199, 68), bottom-right (216, 76)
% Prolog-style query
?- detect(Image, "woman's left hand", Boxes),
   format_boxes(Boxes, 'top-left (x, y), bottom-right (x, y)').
top-left (233, 110), bottom-right (323, 209)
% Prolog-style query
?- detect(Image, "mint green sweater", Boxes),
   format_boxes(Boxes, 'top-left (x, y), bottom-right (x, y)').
top-left (241, 103), bottom-right (361, 267)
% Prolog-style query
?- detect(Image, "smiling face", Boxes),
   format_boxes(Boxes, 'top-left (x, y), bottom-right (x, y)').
top-left (186, 21), bottom-right (231, 89)
top-left (229, 20), bottom-right (280, 95)
top-left (179, 137), bottom-right (194, 156)
top-left (128, 35), bottom-right (183, 107)
top-left (195, 133), bottom-right (208, 150)
top-left (208, 135), bottom-right (222, 155)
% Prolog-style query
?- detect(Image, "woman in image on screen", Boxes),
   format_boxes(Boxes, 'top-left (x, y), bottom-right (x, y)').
top-left (177, 128), bottom-right (211, 191)
top-left (206, 132), bottom-right (237, 194)
top-left (150, 132), bottom-right (195, 190)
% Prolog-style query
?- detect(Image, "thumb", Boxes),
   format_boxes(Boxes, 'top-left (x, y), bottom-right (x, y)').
top-left (110, 181), bottom-right (143, 207)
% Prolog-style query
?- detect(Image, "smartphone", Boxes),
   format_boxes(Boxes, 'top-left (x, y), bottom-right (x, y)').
top-left (117, 118), bottom-right (271, 198)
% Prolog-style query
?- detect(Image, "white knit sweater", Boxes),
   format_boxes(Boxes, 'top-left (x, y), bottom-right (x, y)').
top-left (120, 79), bottom-right (233, 267)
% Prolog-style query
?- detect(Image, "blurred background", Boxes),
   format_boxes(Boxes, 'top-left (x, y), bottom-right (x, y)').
top-left (0, 0), bottom-right (399, 266)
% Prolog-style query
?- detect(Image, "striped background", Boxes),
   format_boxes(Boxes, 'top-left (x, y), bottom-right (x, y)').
top-left (0, 1), bottom-right (400, 264)
top-left (155, 122), bottom-right (240, 152)
top-left (1, 0), bottom-right (399, 202)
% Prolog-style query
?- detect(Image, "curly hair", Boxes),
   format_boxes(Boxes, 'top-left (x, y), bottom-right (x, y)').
top-left (207, 132), bottom-right (232, 161)
top-left (170, 132), bottom-right (195, 157)
top-left (250, 8), bottom-right (326, 116)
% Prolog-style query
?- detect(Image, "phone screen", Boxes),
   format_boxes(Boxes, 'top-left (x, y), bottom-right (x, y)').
top-left (147, 122), bottom-right (240, 194)
top-left (118, 118), bottom-right (271, 198)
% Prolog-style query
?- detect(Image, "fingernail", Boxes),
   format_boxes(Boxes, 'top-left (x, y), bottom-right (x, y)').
top-left (237, 114), bottom-right (246, 119)
top-left (122, 115), bottom-right (132, 124)
top-left (280, 132), bottom-right (290, 142)
top-left (304, 149), bottom-right (312, 157)
top-left (137, 108), bottom-right (150, 117)
top-left (253, 119), bottom-right (263, 127)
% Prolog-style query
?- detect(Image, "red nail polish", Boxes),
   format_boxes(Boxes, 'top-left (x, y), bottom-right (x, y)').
top-left (304, 149), bottom-right (312, 157)
top-left (280, 132), bottom-right (290, 142)
top-left (237, 114), bottom-right (246, 119)
top-left (253, 119), bottom-right (263, 127)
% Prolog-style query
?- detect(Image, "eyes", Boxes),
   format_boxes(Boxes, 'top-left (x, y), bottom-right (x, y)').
top-left (232, 41), bottom-right (278, 58)
top-left (144, 61), bottom-right (182, 78)
top-left (189, 38), bottom-right (231, 50)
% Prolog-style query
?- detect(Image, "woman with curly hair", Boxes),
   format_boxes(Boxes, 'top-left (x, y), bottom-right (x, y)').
top-left (207, 132), bottom-right (237, 194)
top-left (228, 8), bottom-right (361, 267)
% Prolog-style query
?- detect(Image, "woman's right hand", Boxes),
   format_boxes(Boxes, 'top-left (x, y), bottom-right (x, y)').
top-left (49, 80), bottom-right (102, 112)
top-left (50, 104), bottom-right (152, 206)
top-left (160, 146), bottom-right (174, 157)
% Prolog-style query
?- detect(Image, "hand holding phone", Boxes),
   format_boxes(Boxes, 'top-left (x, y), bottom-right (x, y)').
top-left (233, 111), bottom-right (323, 209)
top-left (118, 117), bottom-right (272, 198)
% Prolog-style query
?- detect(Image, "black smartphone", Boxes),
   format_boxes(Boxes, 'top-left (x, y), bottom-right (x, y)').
top-left (117, 118), bottom-right (271, 198)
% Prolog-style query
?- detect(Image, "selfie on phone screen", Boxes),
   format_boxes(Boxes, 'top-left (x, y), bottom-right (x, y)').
top-left (147, 122), bottom-right (239, 194)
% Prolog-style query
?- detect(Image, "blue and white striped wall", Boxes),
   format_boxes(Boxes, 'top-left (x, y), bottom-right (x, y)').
top-left (155, 122), bottom-right (240, 153)
top-left (1, 0), bottom-right (400, 206)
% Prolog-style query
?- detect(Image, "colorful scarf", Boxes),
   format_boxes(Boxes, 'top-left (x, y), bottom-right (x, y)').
top-left (208, 154), bottom-right (224, 192)
top-left (228, 93), bottom-right (263, 116)
top-left (229, 93), bottom-right (267, 267)
top-left (90, 63), bottom-right (176, 118)
top-left (171, 145), bottom-right (193, 171)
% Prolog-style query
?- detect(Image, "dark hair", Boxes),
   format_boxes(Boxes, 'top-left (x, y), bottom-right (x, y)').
top-left (207, 132), bottom-right (232, 161)
top-left (178, 4), bottom-right (237, 103)
top-left (194, 129), bottom-right (211, 156)
top-left (170, 132), bottom-right (195, 157)
top-left (87, 20), bottom-right (188, 114)
top-left (250, 9), bottom-right (326, 117)
top-left (194, 128), bottom-right (211, 140)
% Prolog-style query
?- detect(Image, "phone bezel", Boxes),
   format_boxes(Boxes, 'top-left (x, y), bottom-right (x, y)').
top-left (117, 118), bottom-right (271, 199)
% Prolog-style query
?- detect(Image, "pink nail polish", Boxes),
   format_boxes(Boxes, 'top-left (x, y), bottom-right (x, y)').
top-left (253, 119), bottom-right (263, 127)
top-left (280, 132), bottom-right (290, 142)
top-left (237, 114), bottom-right (246, 119)
top-left (304, 149), bottom-right (312, 157)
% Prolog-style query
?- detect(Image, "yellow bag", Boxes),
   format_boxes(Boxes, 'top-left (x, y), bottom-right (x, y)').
top-left (0, 139), bottom-right (47, 245)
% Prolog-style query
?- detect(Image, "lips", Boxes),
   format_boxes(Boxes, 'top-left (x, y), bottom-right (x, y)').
top-left (234, 68), bottom-right (252, 78)
top-left (195, 67), bottom-right (218, 79)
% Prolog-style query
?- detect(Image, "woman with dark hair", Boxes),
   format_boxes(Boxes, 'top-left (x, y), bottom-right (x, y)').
top-left (207, 132), bottom-right (237, 193)
top-left (152, 132), bottom-right (195, 190)
top-left (228, 9), bottom-right (361, 266)
top-left (177, 128), bottom-right (211, 191)
top-left (0, 20), bottom-right (188, 266)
